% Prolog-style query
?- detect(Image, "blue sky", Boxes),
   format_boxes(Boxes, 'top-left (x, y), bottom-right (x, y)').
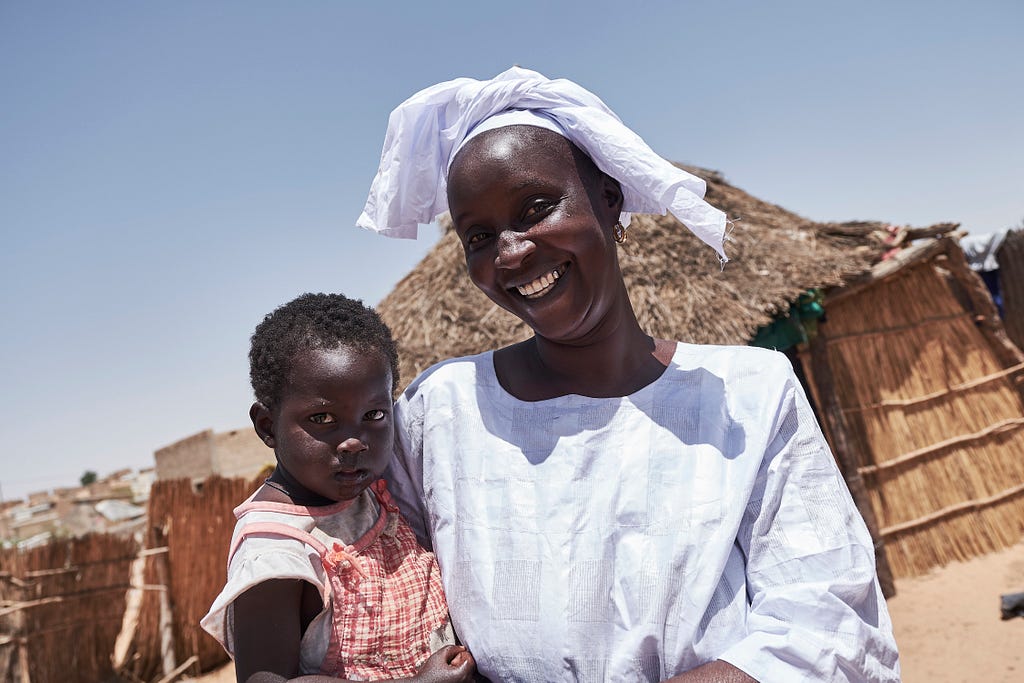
top-left (2, 1), bottom-right (1021, 501)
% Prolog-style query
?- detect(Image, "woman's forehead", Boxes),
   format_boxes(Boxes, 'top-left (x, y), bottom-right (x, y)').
top-left (454, 126), bottom-right (574, 169)
top-left (448, 126), bottom-right (586, 190)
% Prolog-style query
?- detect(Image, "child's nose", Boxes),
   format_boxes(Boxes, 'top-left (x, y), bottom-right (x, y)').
top-left (337, 437), bottom-right (368, 454)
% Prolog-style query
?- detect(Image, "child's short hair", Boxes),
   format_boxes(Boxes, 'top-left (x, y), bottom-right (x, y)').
top-left (249, 293), bottom-right (400, 409)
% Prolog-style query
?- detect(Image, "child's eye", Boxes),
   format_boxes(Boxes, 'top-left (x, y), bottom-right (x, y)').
top-left (309, 413), bottom-right (336, 424)
top-left (466, 231), bottom-right (491, 247)
top-left (364, 409), bottom-right (387, 421)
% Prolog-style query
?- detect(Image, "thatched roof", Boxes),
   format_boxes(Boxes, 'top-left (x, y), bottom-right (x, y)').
top-left (377, 165), bottom-right (929, 386)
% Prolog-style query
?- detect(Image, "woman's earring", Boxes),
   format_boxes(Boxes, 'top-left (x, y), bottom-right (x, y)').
top-left (613, 222), bottom-right (628, 244)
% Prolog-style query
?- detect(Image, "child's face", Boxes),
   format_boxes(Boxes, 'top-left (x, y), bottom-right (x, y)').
top-left (261, 345), bottom-right (394, 503)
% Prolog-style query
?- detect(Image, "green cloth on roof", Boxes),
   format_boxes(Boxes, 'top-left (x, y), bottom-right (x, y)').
top-left (750, 290), bottom-right (825, 351)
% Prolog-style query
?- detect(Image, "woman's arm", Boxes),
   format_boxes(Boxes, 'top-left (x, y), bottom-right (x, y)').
top-left (714, 363), bottom-right (899, 681)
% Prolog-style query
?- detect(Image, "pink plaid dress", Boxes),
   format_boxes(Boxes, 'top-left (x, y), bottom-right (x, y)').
top-left (227, 480), bottom-right (450, 680)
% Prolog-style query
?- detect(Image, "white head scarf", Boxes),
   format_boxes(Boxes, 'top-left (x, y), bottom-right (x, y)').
top-left (357, 67), bottom-right (728, 262)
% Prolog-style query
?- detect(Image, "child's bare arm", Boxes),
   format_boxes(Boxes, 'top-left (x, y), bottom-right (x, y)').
top-left (232, 578), bottom-right (313, 683)
top-left (241, 646), bottom-right (475, 683)
top-left (234, 578), bottom-right (475, 683)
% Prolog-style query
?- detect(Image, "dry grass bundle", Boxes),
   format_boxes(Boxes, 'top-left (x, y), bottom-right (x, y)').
top-left (0, 533), bottom-right (138, 683)
top-left (998, 229), bottom-right (1024, 352)
top-left (819, 258), bottom-right (1024, 577)
top-left (377, 166), bottom-right (889, 387)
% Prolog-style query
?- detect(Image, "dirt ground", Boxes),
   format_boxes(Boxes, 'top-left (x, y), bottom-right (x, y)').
top-left (191, 541), bottom-right (1024, 683)
top-left (886, 539), bottom-right (1024, 682)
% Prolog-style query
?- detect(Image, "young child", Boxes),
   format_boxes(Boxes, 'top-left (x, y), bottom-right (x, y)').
top-left (201, 293), bottom-right (475, 683)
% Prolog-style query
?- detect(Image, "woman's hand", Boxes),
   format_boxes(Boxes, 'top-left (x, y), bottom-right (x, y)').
top-left (411, 645), bottom-right (476, 683)
top-left (663, 660), bottom-right (756, 682)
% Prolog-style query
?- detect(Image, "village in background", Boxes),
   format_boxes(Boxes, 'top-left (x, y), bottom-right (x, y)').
top-left (0, 428), bottom-right (270, 551)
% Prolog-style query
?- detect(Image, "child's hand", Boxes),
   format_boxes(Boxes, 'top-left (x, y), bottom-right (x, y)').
top-left (412, 645), bottom-right (477, 683)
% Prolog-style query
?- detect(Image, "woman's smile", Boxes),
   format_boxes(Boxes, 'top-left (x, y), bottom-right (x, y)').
top-left (512, 264), bottom-right (567, 299)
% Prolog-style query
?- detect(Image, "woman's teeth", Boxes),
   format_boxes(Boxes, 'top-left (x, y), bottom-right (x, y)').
top-left (517, 269), bottom-right (562, 298)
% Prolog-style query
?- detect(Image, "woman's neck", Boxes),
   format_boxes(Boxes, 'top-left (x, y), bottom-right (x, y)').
top-left (494, 307), bottom-right (675, 401)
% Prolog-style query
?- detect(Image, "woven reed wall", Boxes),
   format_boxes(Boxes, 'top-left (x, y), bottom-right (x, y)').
top-left (0, 534), bottom-right (138, 683)
top-left (998, 229), bottom-right (1024, 352)
top-left (820, 261), bottom-right (1024, 577)
top-left (115, 475), bottom-right (260, 681)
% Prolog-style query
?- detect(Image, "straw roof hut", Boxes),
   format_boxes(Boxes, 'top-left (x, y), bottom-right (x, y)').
top-left (802, 236), bottom-right (1024, 584)
top-left (376, 167), bottom-right (1024, 590)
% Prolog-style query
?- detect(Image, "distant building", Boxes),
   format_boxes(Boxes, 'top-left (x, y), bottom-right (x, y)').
top-left (154, 427), bottom-right (272, 483)
top-left (0, 468), bottom-right (156, 543)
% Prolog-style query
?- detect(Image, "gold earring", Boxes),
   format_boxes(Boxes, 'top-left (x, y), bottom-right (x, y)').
top-left (613, 222), bottom-right (627, 244)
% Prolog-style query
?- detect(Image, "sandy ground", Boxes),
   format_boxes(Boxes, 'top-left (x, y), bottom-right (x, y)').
top-left (887, 540), bottom-right (1024, 682)
top-left (190, 541), bottom-right (1024, 683)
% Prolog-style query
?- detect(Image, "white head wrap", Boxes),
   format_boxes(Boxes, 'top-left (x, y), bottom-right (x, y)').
top-left (357, 67), bottom-right (728, 261)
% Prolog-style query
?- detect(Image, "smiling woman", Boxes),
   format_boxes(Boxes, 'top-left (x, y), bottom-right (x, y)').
top-left (359, 68), bottom-right (900, 682)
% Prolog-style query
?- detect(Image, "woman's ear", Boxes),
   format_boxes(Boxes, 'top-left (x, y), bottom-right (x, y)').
top-left (600, 173), bottom-right (624, 218)
top-left (250, 402), bottom-right (276, 448)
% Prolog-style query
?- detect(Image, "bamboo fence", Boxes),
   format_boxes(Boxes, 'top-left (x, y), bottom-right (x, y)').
top-left (814, 250), bottom-right (1024, 577)
top-left (115, 475), bottom-right (261, 682)
top-left (0, 534), bottom-right (139, 683)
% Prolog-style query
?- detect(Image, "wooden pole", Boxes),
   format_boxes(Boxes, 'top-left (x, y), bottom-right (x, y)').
top-left (17, 637), bottom-right (31, 683)
top-left (111, 550), bottom-right (147, 671)
top-left (153, 654), bottom-right (199, 683)
top-left (807, 336), bottom-right (896, 598)
top-left (154, 548), bottom-right (177, 677)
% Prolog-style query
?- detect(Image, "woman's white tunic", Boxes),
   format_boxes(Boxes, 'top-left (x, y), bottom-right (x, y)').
top-left (386, 343), bottom-right (900, 682)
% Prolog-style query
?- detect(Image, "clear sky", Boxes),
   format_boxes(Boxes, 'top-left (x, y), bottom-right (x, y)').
top-left (2, 1), bottom-right (1021, 501)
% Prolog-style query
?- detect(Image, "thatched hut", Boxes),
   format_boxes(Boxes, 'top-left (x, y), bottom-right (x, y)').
top-left (801, 236), bottom-right (1024, 583)
top-left (376, 167), bottom-right (1024, 589)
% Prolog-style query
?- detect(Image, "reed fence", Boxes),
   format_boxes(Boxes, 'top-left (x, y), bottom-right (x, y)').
top-left (115, 475), bottom-right (261, 682)
top-left (0, 473), bottom-right (261, 683)
top-left (814, 249), bottom-right (1024, 578)
top-left (0, 534), bottom-right (138, 683)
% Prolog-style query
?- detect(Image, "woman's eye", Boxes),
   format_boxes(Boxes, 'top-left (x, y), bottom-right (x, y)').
top-left (309, 413), bottom-right (336, 424)
top-left (466, 232), bottom-right (490, 245)
top-left (523, 199), bottom-right (554, 219)
top-left (365, 409), bottom-right (387, 421)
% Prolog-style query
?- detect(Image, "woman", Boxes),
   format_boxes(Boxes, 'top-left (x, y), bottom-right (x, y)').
top-left (358, 68), bottom-right (899, 682)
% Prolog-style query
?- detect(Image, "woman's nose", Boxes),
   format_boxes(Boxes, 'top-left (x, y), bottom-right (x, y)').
top-left (495, 228), bottom-right (535, 270)
top-left (337, 437), bottom-right (368, 454)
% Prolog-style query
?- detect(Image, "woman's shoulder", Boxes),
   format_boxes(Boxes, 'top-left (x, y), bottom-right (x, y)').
top-left (668, 341), bottom-right (796, 384)
top-left (400, 350), bottom-right (495, 398)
